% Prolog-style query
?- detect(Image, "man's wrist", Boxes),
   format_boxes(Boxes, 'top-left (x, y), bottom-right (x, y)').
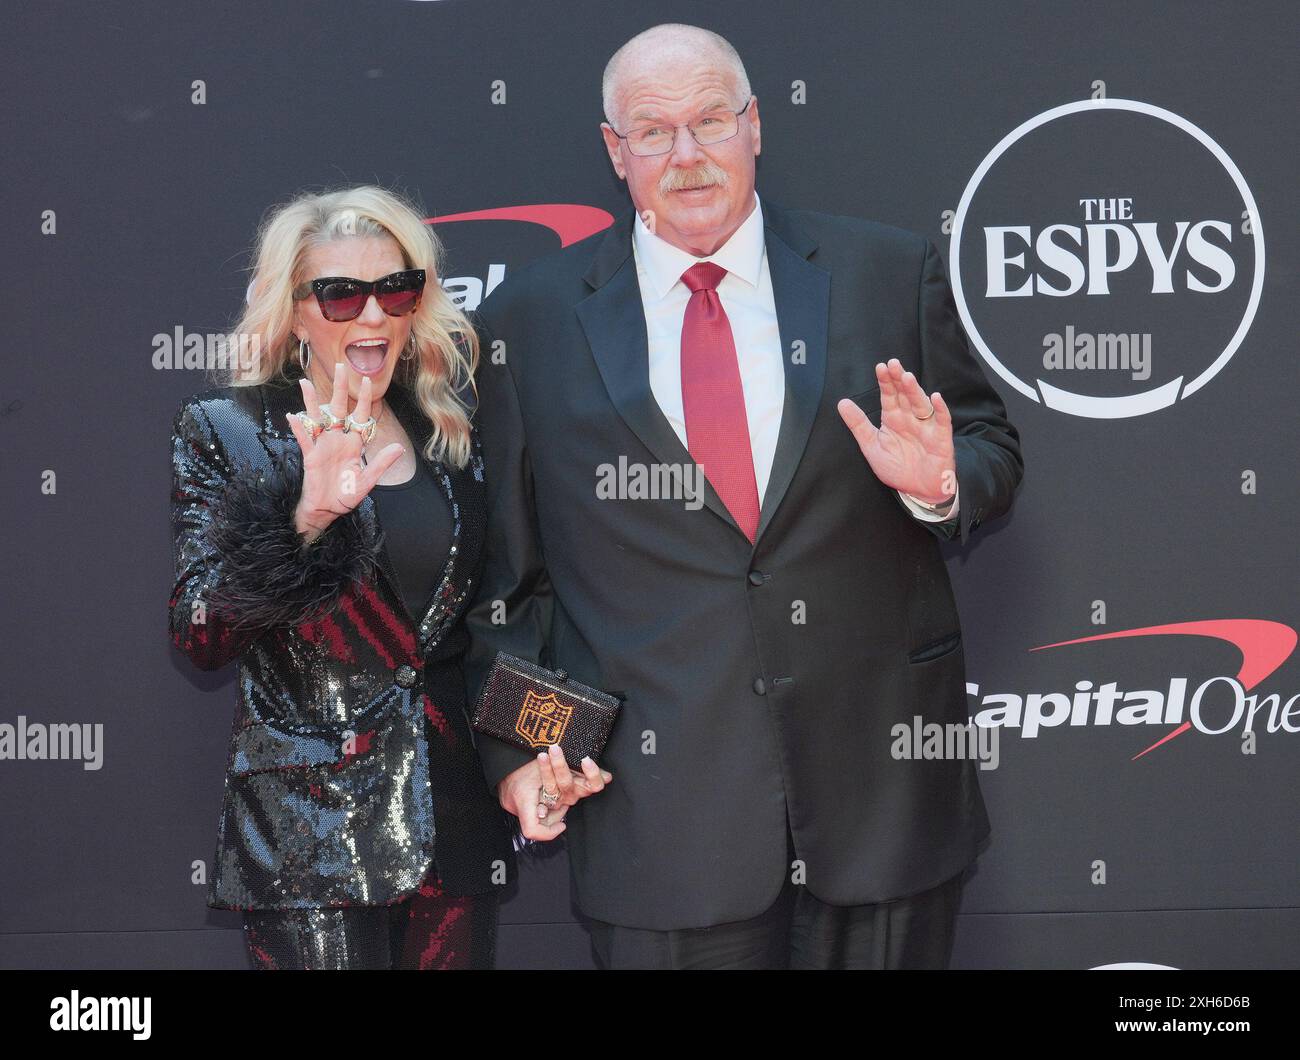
top-left (904, 490), bottom-right (955, 511)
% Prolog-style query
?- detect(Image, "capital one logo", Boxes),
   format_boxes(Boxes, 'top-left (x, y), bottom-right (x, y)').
top-left (246, 205), bottom-right (613, 311)
top-left (969, 619), bottom-right (1298, 759)
top-left (429, 204), bottom-right (612, 311)
top-left (949, 99), bottom-right (1265, 418)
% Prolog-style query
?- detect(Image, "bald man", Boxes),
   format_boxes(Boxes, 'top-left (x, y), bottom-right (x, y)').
top-left (465, 23), bottom-right (1022, 969)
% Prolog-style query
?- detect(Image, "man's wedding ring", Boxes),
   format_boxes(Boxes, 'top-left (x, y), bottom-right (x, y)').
top-left (915, 404), bottom-right (935, 421)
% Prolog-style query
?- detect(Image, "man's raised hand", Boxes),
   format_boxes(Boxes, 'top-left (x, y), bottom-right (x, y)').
top-left (837, 358), bottom-right (957, 505)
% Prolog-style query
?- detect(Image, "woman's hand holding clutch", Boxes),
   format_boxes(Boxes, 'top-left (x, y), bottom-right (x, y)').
top-left (499, 745), bottom-right (613, 841)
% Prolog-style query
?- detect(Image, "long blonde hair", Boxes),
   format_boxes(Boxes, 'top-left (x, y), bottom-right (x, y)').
top-left (229, 184), bottom-right (478, 468)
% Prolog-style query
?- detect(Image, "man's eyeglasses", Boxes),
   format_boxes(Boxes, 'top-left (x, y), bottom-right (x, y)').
top-left (292, 268), bottom-right (426, 322)
top-left (610, 98), bottom-right (753, 157)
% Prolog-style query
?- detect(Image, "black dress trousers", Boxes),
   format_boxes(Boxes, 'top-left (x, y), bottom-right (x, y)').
top-left (585, 816), bottom-right (964, 970)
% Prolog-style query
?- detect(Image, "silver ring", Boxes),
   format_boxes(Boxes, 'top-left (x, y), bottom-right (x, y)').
top-left (539, 785), bottom-right (560, 808)
top-left (344, 414), bottom-right (377, 445)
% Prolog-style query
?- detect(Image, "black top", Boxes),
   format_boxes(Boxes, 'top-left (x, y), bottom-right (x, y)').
top-left (368, 458), bottom-right (452, 626)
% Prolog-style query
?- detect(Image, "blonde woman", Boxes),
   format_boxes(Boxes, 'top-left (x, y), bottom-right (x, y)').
top-left (168, 185), bottom-right (514, 969)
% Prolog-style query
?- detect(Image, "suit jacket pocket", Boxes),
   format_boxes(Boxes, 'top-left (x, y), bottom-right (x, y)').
top-left (907, 630), bottom-right (962, 664)
top-left (227, 720), bottom-right (350, 776)
top-left (849, 384), bottom-right (882, 415)
top-left (228, 688), bottom-right (405, 776)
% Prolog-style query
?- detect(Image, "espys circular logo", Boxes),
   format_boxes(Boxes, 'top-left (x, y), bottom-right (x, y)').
top-left (950, 99), bottom-right (1264, 419)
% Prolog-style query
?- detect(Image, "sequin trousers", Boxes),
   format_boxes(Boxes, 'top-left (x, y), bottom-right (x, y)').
top-left (241, 866), bottom-right (499, 970)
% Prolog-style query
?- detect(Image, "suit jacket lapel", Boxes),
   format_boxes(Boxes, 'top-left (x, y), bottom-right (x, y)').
top-left (372, 380), bottom-right (463, 648)
top-left (756, 200), bottom-right (829, 542)
top-left (576, 209), bottom-right (741, 537)
top-left (575, 198), bottom-right (828, 547)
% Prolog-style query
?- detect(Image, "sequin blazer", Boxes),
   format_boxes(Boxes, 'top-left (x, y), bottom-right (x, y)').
top-left (169, 376), bottom-right (514, 911)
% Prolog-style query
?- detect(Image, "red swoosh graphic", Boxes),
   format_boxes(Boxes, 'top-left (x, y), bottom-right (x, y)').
top-left (1029, 620), bottom-right (1297, 758)
top-left (426, 204), bottom-right (614, 247)
top-left (1130, 721), bottom-right (1191, 760)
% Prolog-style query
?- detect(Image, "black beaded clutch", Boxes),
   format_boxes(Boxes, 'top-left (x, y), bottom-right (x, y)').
top-left (471, 652), bottom-right (622, 771)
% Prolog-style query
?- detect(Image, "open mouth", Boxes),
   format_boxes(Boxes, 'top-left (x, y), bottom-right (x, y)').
top-left (344, 339), bottom-right (389, 375)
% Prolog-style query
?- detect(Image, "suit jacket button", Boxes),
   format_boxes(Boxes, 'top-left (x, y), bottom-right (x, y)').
top-left (748, 571), bottom-right (765, 586)
top-left (394, 665), bottom-right (418, 689)
top-left (752, 678), bottom-right (767, 696)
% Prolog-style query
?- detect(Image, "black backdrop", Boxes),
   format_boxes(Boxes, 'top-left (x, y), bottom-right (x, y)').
top-left (1, 0), bottom-right (1296, 969)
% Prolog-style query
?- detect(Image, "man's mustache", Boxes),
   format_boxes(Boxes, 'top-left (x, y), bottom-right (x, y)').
top-left (659, 162), bottom-right (730, 194)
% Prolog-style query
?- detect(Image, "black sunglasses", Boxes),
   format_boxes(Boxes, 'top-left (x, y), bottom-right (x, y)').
top-left (293, 268), bottom-right (426, 322)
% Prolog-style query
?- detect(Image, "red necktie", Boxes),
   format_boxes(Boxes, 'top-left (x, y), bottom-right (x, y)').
top-left (679, 262), bottom-right (760, 542)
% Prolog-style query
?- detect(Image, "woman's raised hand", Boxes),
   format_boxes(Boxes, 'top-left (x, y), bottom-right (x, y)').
top-left (284, 360), bottom-right (404, 542)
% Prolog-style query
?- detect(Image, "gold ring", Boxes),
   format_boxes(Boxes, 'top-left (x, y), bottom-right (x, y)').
top-left (294, 410), bottom-right (325, 439)
top-left (316, 406), bottom-right (345, 431)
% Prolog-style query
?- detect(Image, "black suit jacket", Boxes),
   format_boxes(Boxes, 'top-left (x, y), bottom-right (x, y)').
top-left (170, 377), bottom-right (514, 909)
top-left (464, 197), bottom-right (1023, 930)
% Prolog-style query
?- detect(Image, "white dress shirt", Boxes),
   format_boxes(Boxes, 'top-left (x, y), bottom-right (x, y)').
top-left (630, 190), bottom-right (958, 522)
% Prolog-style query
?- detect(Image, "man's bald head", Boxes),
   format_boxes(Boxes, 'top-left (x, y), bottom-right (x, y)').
top-left (598, 23), bottom-right (761, 257)
top-left (602, 23), bottom-right (751, 130)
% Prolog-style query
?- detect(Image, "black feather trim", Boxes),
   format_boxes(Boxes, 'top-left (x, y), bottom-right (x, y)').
top-left (204, 444), bottom-right (383, 632)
